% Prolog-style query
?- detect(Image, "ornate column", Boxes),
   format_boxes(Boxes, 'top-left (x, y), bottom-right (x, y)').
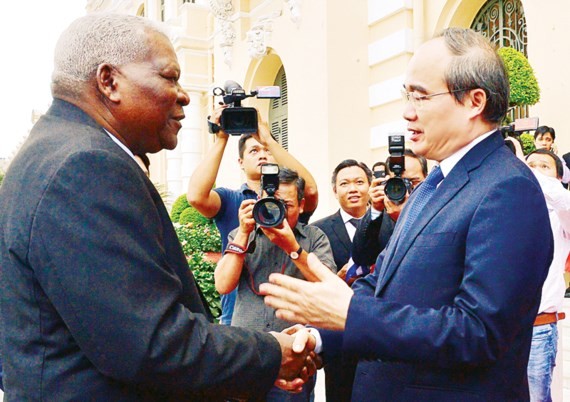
top-left (209, 0), bottom-right (236, 66)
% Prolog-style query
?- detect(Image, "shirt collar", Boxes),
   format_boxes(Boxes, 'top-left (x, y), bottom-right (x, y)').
top-left (339, 208), bottom-right (364, 223)
top-left (240, 183), bottom-right (258, 196)
top-left (438, 129), bottom-right (496, 178)
top-left (104, 129), bottom-right (136, 161)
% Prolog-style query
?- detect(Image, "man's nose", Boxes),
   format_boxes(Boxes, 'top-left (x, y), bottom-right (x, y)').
top-left (178, 85), bottom-right (190, 106)
top-left (402, 102), bottom-right (417, 121)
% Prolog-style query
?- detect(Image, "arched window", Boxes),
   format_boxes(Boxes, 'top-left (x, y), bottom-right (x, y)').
top-left (268, 66), bottom-right (288, 150)
top-left (471, 0), bottom-right (527, 55)
top-left (472, 0), bottom-right (528, 119)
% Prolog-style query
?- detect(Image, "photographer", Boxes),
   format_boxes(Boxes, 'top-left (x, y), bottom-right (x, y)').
top-left (187, 106), bottom-right (318, 325)
top-left (352, 149), bottom-right (427, 267)
top-left (214, 167), bottom-right (335, 401)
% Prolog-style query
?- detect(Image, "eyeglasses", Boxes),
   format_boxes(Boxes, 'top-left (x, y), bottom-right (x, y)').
top-left (401, 88), bottom-right (471, 109)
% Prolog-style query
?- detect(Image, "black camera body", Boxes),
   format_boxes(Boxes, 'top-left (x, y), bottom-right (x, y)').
top-left (252, 164), bottom-right (287, 227)
top-left (384, 135), bottom-right (412, 204)
top-left (213, 81), bottom-right (280, 135)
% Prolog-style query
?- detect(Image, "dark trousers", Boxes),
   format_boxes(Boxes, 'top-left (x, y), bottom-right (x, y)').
top-left (324, 355), bottom-right (357, 402)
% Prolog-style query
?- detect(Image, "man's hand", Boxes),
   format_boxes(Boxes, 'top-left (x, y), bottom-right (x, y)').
top-left (269, 328), bottom-right (317, 393)
top-left (208, 104), bottom-right (230, 140)
top-left (261, 253), bottom-right (354, 330)
top-left (237, 199), bottom-right (256, 236)
top-left (252, 114), bottom-right (275, 147)
top-left (260, 218), bottom-right (297, 253)
top-left (384, 195), bottom-right (407, 221)
top-left (369, 177), bottom-right (386, 211)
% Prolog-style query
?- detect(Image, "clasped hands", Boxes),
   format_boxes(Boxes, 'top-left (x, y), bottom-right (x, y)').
top-left (270, 325), bottom-right (319, 392)
top-left (265, 254), bottom-right (354, 391)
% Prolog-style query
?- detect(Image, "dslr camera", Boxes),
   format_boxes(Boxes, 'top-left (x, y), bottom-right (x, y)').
top-left (211, 80), bottom-right (280, 135)
top-left (383, 135), bottom-right (412, 204)
top-left (252, 163), bottom-right (287, 227)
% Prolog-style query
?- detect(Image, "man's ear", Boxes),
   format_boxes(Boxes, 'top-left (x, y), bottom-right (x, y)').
top-left (96, 63), bottom-right (120, 103)
top-left (466, 88), bottom-right (486, 119)
top-left (298, 198), bottom-right (305, 214)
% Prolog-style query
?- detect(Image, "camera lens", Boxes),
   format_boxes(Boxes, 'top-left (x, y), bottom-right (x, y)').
top-left (253, 198), bottom-right (286, 227)
top-left (384, 177), bottom-right (408, 203)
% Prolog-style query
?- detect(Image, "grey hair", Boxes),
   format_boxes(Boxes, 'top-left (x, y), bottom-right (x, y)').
top-left (52, 13), bottom-right (168, 95)
top-left (434, 28), bottom-right (510, 124)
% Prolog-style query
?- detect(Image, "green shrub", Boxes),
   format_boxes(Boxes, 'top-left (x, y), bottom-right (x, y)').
top-left (173, 221), bottom-right (222, 321)
top-left (174, 222), bottom-right (221, 255)
top-left (187, 252), bottom-right (221, 319)
top-left (498, 47), bottom-right (540, 107)
top-left (519, 133), bottom-right (536, 155)
top-left (179, 207), bottom-right (211, 227)
top-left (170, 194), bottom-right (190, 223)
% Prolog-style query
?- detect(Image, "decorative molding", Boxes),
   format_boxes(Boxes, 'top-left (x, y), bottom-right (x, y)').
top-left (209, 0), bottom-right (235, 66)
top-left (368, 29), bottom-right (414, 67)
top-left (284, 0), bottom-right (302, 24)
top-left (368, 0), bottom-right (412, 26)
top-left (368, 74), bottom-right (405, 108)
top-left (246, 11), bottom-right (281, 59)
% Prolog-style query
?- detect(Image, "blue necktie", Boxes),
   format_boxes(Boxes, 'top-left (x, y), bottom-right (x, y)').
top-left (399, 165), bottom-right (444, 238)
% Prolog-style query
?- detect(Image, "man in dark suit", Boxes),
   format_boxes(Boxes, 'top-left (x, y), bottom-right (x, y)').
top-left (311, 159), bottom-right (371, 401)
top-left (261, 28), bottom-right (553, 401)
top-left (0, 13), bottom-right (314, 400)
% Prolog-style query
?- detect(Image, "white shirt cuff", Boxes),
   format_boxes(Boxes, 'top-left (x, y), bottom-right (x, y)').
top-left (308, 327), bottom-right (323, 354)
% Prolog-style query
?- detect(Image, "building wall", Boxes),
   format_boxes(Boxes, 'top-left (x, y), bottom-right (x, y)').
top-left (37, 0), bottom-right (570, 215)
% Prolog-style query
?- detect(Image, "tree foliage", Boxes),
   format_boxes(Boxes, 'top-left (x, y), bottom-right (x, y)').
top-left (498, 47), bottom-right (540, 107)
top-left (519, 133), bottom-right (536, 155)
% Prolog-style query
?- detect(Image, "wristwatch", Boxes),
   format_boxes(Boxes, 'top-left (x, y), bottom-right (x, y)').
top-left (289, 245), bottom-right (303, 260)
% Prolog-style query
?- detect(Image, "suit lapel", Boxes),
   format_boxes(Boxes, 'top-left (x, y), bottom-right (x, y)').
top-left (375, 131), bottom-right (505, 295)
top-left (330, 210), bottom-right (352, 255)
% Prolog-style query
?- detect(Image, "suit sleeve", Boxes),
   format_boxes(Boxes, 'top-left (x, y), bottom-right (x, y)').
top-left (29, 151), bottom-right (281, 397)
top-left (343, 176), bottom-right (552, 368)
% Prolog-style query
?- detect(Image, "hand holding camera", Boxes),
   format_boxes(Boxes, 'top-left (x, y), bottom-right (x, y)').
top-left (237, 199), bottom-right (257, 237)
top-left (369, 176), bottom-right (386, 212)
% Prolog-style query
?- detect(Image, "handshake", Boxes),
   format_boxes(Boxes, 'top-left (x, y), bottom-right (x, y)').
top-left (270, 325), bottom-right (319, 393)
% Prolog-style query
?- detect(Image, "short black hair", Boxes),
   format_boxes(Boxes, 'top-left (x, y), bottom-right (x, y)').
top-left (372, 161), bottom-right (387, 172)
top-left (331, 159), bottom-right (373, 189)
top-left (278, 167), bottom-right (305, 202)
top-left (534, 126), bottom-right (556, 141)
top-left (386, 149), bottom-right (428, 178)
top-left (238, 133), bottom-right (256, 159)
top-left (526, 148), bottom-right (563, 179)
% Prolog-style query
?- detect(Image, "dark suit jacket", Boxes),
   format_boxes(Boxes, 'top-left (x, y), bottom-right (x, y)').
top-left (321, 132), bottom-right (553, 401)
top-left (312, 210), bottom-right (352, 270)
top-left (311, 210), bottom-right (357, 402)
top-left (351, 208), bottom-right (396, 267)
top-left (0, 100), bottom-right (281, 401)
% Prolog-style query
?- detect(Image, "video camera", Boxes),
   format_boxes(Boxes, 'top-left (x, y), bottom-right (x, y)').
top-left (384, 135), bottom-right (412, 204)
top-left (212, 81), bottom-right (281, 135)
top-left (252, 163), bottom-right (287, 227)
top-left (500, 117), bottom-right (539, 137)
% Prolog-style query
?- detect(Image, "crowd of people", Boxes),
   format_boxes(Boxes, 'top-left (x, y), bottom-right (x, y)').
top-left (0, 11), bottom-right (567, 402)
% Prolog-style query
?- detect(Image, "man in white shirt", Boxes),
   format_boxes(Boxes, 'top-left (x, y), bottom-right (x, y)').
top-left (526, 148), bottom-right (570, 401)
